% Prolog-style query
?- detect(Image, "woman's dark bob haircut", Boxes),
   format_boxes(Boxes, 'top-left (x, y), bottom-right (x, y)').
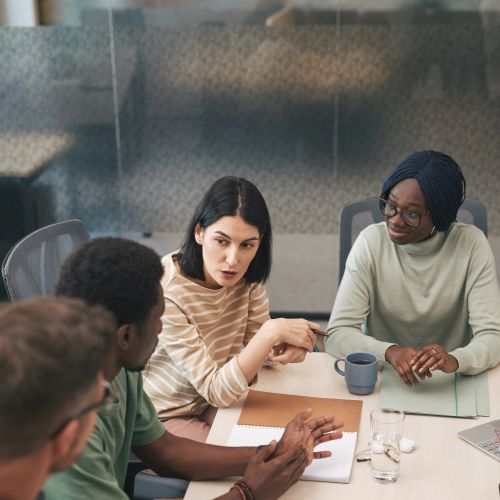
top-left (179, 176), bottom-right (272, 284)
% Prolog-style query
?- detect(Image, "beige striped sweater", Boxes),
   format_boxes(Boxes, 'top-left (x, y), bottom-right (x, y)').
top-left (143, 252), bottom-right (270, 420)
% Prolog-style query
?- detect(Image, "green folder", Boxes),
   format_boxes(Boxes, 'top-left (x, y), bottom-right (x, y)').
top-left (474, 370), bottom-right (490, 416)
top-left (378, 365), bottom-right (490, 418)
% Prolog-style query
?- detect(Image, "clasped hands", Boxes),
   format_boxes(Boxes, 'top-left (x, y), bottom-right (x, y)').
top-left (270, 343), bottom-right (309, 364)
top-left (242, 409), bottom-right (343, 499)
top-left (265, 319), bottom-right (320, 365)
top-left (385, 343), bottom-right (459, 386)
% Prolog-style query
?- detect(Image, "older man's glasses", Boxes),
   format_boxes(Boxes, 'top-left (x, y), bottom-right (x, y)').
top-left (379, 198), bottom-right (428, 228)
top-left (49, 380), bottom-right (118, 439)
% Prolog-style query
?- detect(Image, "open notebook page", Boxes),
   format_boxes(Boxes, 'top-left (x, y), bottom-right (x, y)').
top-left (227, 424), bottom-right (357, 483)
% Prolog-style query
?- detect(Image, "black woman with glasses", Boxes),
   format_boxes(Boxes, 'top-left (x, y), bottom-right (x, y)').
top-left (0, 297), bottom-right (116, 500)
top-left (326, 150), bottom-right (500, 386)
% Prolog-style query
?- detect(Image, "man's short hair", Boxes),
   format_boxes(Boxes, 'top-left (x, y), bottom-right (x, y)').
top-left (0, 297), bottom-right (115, 461)
top-left (56, 237), bottom-right (164, 327)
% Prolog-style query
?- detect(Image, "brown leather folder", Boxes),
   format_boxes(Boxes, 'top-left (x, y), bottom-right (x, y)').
top-left (237, 390), bottom-right (362, 432)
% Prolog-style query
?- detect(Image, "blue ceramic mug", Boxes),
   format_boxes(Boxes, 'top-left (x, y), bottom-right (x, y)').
top-left (334, 352), bottom-right (378, 395)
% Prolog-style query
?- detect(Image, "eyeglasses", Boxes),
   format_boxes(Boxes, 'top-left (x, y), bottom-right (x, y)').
top-left (49, 380), bottom-right (118, 439)
top-left (379, 198), bottom-right (429, 228)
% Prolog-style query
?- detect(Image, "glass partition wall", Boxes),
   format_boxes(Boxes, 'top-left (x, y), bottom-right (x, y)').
top-left (1, 0), bottom-right (499, 311)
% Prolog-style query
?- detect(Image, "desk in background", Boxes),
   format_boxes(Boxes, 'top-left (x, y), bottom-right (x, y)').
top-left (185, 353), bottom-right (500, 500)
top-left (0, 132), bottom-right (75, 299)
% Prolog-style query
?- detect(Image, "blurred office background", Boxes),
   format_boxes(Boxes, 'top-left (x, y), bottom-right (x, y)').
top-left (1, 0), bottom-right (499, 314)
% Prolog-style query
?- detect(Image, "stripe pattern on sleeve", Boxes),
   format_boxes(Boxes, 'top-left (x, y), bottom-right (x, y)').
top-left (143, 252), bottom-right (270, 419)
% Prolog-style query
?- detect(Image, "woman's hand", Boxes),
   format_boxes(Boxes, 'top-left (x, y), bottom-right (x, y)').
top-left (270, 344), bottom-right (308, 364)
top-left (411, 343), bottom-right (459, 374)
top-left (385, 345), bottom-right (429, 386)
top-left (261, 318), bottom-right (318, 352)
top-left (237, 320), bottom-right (316, 383)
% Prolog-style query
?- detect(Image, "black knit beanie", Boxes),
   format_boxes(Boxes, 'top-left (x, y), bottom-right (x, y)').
top-left (380, 150), bottom-right (466, 231)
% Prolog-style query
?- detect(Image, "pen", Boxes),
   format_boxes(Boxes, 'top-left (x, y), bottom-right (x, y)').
top-left (312, 328), bottom-right (331, 337)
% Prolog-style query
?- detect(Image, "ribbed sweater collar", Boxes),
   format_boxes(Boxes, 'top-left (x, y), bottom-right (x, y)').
top-left (396, 227), bottom-right (449, 256)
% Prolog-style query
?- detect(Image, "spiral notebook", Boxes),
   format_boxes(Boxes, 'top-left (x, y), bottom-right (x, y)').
top-left (226, 390), bottom-right (362, 483)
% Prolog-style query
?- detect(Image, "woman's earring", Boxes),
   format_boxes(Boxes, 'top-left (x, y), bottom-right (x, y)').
top-left (430, 226), bottom-right (436, 236)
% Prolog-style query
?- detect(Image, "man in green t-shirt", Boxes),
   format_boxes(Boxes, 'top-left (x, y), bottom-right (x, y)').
top-left (44, 237), bottom-right (343, 500)
top-left (0, 297), bottom-right (116, 500)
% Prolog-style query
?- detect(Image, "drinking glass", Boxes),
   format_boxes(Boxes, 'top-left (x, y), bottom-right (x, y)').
top-left (370, 408), bottom-right (405, 483)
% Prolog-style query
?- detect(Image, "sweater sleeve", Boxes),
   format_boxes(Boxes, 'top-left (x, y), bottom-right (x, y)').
top-left (325, 230), bottom-right (395, 361)
top-left (449, 234), bottom-right (500, 374)
top-left (243, 282), bottom-right (271, 345)
top-left (157, 298), bottom-right (251, 408)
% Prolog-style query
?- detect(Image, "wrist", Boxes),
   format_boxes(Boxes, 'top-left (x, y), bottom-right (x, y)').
top-left (231, 480), bottom-right (255, 500)
top-left (229, 486), bottom-right (245, 500)
top-left (259, 319), bottom-right (281, 346)
top-left (385, 344), bottom-right (399, 363)
top-left (449, 355), bottom-right (459, 372)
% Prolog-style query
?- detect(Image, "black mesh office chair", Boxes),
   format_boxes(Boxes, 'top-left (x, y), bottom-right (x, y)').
top-left (1, 220), bottom-right (188, 499)
top-left (1, 219), bottom-right (89, 300)
top-left (338, 197), bottom-right (488, 286)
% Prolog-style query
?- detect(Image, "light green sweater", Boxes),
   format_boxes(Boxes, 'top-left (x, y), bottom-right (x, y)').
top-left (326, 222), bottom-right (500, 374)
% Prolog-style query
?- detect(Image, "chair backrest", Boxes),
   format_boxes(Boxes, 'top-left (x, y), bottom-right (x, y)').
top-left (1, 219), bottom-right (89, 302)
top-left (338, 197), bottom-right (488, 286)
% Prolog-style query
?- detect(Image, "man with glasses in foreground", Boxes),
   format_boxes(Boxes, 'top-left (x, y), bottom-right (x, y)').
top-left (327, 150), bottom-right (500, 385)
top-left (44, 237), bottom-right (342, 500)
top-left (0, 297), bottom-right (116, 500)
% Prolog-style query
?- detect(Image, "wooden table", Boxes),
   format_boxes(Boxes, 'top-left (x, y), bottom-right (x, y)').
top-left (185, 353), bottom-right (500, 500)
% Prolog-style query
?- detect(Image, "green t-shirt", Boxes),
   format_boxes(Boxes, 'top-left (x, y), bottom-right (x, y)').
top-left (44, 369), bottom-right (165, 499)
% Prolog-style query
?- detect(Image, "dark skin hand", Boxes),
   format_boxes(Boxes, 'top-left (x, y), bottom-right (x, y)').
top-left (134, 411), bottom-right (342, 481)
top-left (411, 343), bottom-right (459, 375)
top-left (385, 345), bottom-right (430, 386)
top-left (386, 344), bottom-right (458, 387)
top-left (245, 442), bottom-right (308, 500)
top-left (274, 408), bottom-right (344, 464)
top-left (216, 410), bottom-right (343, 499)
top-left (215, 442), bottom-right (308, 500)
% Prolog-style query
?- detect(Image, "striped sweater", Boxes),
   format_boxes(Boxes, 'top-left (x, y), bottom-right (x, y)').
top-left (143, 252), bottom-right (270, 419)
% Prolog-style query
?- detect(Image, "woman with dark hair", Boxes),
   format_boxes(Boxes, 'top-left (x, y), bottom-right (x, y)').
top-left (326, 150), bottom-right (500, 386)
top-left (144, 176), bottom-right (319, 441)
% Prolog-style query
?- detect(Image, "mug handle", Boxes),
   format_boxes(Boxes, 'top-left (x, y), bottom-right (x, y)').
top-left (334, 357), bottom-right (346, 376)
